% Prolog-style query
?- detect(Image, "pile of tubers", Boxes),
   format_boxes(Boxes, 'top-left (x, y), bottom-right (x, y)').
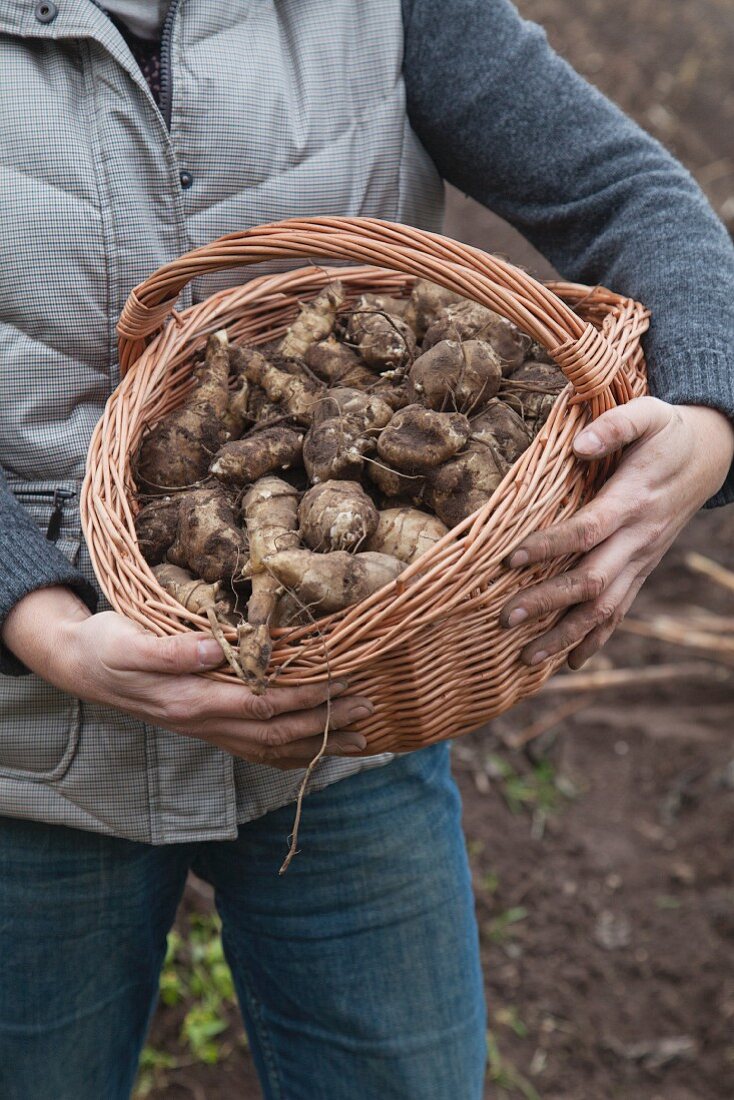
top-left (133, 279), bottom-right (567, 690)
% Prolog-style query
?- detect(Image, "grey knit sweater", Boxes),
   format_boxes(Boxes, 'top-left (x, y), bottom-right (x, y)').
top-left (2, 0), bottom-right (733, 666)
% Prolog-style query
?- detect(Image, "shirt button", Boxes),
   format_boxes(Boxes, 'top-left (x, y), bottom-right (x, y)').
top-left (179, 171), bottom-right (193, 190)
top-left (34, 1), bottom-right (58, 23)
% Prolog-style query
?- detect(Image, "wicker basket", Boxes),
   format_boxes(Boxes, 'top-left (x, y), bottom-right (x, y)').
top-left (81, 216), bottom-right (649, 754)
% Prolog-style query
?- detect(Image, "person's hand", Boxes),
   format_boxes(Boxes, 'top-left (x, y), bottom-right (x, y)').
top-left (500, 398), bottom-right (734, 669)
top-left (1, 586), bottom-right (373, 769)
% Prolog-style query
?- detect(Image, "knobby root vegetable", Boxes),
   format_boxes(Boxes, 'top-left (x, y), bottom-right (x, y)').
top-left (371, 376), bottom-right (412, 411)
top-left (524, 340), bottom-right (555, 365)
top-left (305, 336), bottom-right (375, 389)
top-left (303, 417), bottom-right (371, 484)
top-left (168, 486), bottom-right (248, 584)
top-left (238, 477), bottom-right (300, 689)
top-left (366, 507), bottom-right (448, 564)
top-left (265, 549), bottom-right (405, 614)
top-left (270, 589), bottom-right (310, 629)
top-left (299, 480), bottom-right (379, 552)
top-left (135, 329), bottom-right (231, 491)
top-left (153, 562), bottom-right (245, 680)
top-left (408, 279), bottom-right (464, 339)
top-left (408, 339), bottom-right (502, 413)
top-left (345, 302), bottom-right (416, 372)
top-left (244, 477), bottom-right (300, 571)
top-left (135, 495), bottom-right (181, 565)
top-left (426, 442), bottom-right (506, 528)
top-left (235, 347), bottom-right (323, 424)
top-left (152, 563), bottom-right (233, 621)
top-left (423, 302), bottom-right (526, 373)
top-left (209, 426), bottom-right (304, 487)
top-left (470, 398), bottom-right (532, 463)
top-left (377, 404), bottom-right (471, 473)
top-left (355, 293), bottom-right (417, 331)
top-left (133, 279), bottom-right (570, 666)
top-left (279, 281), bottom-right (345, 360)
top-left (502, 361), bottom-right (567, 431)
top-left (245, 384), bottom-right (282, 425)
top-left (311, 387), bottom-right (393, 432)
top-left (221, 378), bottom-right (251, 439)
top-left (367, 459), bottom-right (426, 503)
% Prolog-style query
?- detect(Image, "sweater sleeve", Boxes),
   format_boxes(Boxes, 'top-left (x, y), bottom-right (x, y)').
top-left (402, 0), bottom-right (734, 506)
top-left (0, 467), bottom-right (98, 676)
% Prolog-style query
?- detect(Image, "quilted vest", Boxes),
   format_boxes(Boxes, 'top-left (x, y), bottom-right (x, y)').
top-left (0, 0), bottom-right (444, 842)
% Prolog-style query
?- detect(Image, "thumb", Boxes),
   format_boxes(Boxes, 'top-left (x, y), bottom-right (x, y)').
top-left (116, 627), bottom-right (224, 675)
top-left (573, 396), bottom-right (670, 459)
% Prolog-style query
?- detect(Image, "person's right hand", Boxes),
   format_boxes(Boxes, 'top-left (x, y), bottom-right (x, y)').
top-left (1, 586), bottom-right (373, 769)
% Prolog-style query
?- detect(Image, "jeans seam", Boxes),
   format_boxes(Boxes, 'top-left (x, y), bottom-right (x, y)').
top-left (223, 937), bottom-right (284, 1100)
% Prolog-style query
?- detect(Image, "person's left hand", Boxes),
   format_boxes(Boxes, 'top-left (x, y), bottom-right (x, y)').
top-left (499, 397), bottom-right (734, 669)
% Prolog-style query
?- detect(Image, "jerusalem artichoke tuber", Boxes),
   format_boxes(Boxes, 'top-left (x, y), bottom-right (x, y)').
top-left (135, 329), bottom-right (231, 491)
top-left (209, 426), bottom-right (304, 487)
top-left (377, 404), bottom-right (471, 474)
top-left (279, 282), bottom-right (345, 360)
top-left (167, 486), bottom-right (248, 584)
top-left (299, 480), bottom-right (379, 553)
top-left (265, 549), bottom-right (405, 614)
top-left (366, 507), bottom-right (448, 564)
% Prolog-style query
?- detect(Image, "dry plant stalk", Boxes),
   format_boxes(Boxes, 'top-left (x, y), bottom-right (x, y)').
top-left (684, 551), bottom-right (734, 594)
top-left (544, 661), bottom-right (732, 693)
top-left (504, 698), bottom-right (589, 748)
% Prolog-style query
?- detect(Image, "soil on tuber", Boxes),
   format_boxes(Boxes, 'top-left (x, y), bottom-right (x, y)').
top-left (345, 299), bottom-right (416, 373)
top-left (426, 442), bottom-right (507, 527)
top-left (408, 338), bottom-right (502, 413)
top-left (470, 398), bottom-right (532, 463)
top-left (135, 495), bottom-right (182, 565)
top-left (168, 485), bottom-right (248, 585)
top-left (135, 329), bottom-right (231, 491)
top-left (501, 361), bottom-right (567, 432)
top-left (377, 404), bottom-right (471, 474)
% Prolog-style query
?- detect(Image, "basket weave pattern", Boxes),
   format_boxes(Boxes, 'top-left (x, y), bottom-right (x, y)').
top-left (82, 218), bottom-right (649, 753)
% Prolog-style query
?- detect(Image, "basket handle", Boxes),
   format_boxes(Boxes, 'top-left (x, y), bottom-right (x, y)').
top-left (117, 216), bottom-right (628, 411)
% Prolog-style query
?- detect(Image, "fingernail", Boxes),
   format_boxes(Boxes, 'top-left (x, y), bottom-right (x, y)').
top-left (530, 650), bottom-right (548, 666)
top-left (347, 703), bottom-right (374, 722)
top-left (575, 429), bottom-right (601, 455)
top-left (332, 680), bottom-right (350, 695)
top-left (338, 732), bottom-right (368, 751)
top-left (507, 608), bottom-right (528, 628)
top-left (198, 639), bottom-right (224, 667)
top-left (508, 549), bottom-right (529, 568)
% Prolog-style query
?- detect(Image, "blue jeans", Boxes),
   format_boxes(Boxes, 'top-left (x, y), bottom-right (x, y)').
top-left (0, 744), bottom-right (486, 1099)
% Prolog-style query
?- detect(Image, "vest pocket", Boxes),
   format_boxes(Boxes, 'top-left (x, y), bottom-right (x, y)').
top-left (0, 481), bottom-right (82, 781)
top-left (0, 676), bottom-right (80, 780)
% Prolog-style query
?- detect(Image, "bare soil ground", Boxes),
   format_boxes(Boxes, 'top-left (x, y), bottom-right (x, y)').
top-left (142, 1), bottom-right (734, 1096)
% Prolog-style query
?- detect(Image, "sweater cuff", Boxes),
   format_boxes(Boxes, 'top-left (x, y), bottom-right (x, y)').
top-left (646, 346), bottom-right (734, 508)
top-left (0, 522), bottom-right (98, 677)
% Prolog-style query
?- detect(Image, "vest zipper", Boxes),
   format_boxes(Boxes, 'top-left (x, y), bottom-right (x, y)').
top-left (159, 0), bottom-right (182, 130)
top-left (13, 488), bottom-right (75, 543)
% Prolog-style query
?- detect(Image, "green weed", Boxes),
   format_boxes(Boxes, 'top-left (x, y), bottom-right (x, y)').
top-left (487, 1031), bottom-right (541, 1099)
top-left (133, 911), bottom-right (239, 1096)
